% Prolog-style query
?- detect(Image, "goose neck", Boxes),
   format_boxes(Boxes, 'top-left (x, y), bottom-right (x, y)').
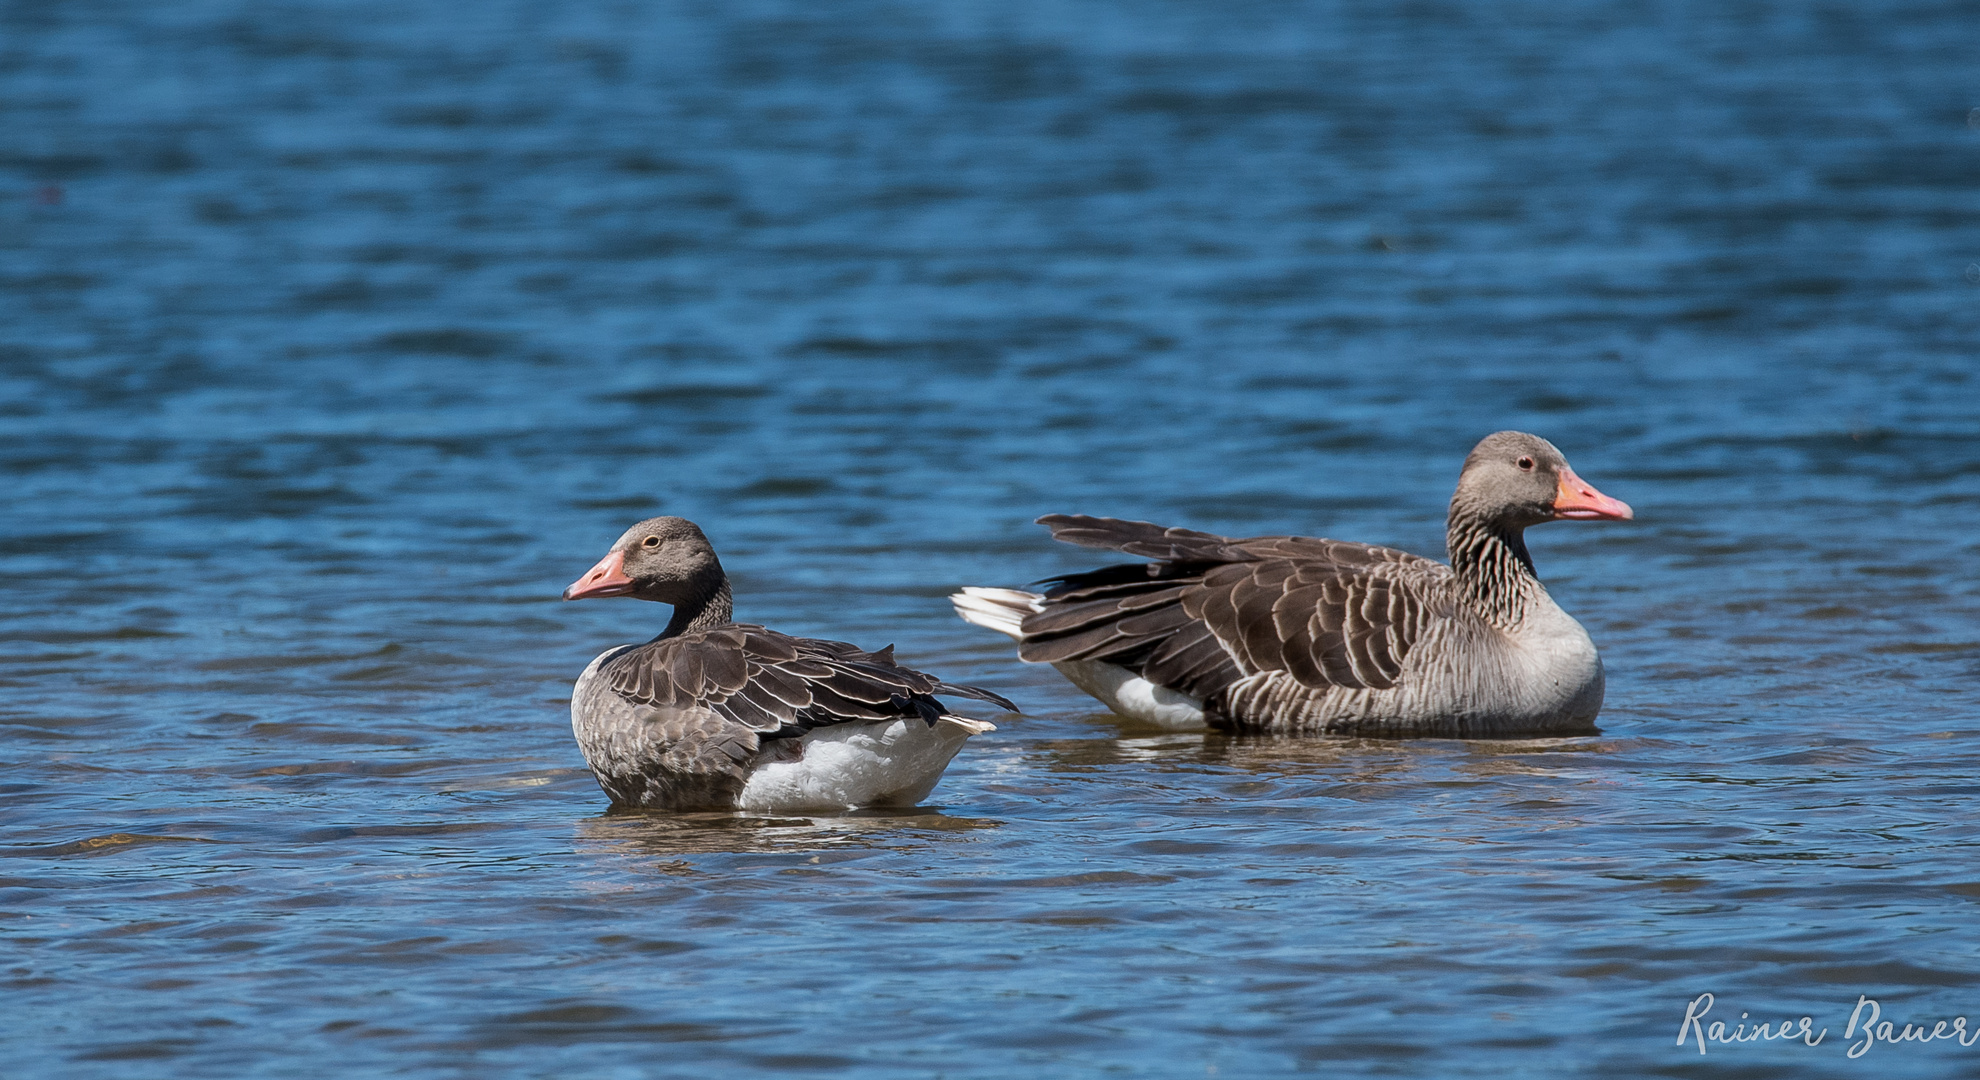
top-left (1446, 515), bottom-right (1544, 629)
top-left (661, 577), bottom-right (734, 638)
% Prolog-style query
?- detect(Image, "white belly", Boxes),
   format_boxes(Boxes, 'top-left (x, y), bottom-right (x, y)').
top-left (1051, 660), bottom-right (1207, 730)
top-left (735, 716), bottom-right (993, 811)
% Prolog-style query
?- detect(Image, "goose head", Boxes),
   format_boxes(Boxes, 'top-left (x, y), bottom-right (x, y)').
top-left (1451, 431), bottom-right (1633, 532)
top-left (562, 516), bottom-right (726, 604)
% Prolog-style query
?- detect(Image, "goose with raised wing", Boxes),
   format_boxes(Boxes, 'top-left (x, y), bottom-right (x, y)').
top-left (565, 517), bottom-right (1014, 811)
top-left (952, 432), bottom-right (1631, 737)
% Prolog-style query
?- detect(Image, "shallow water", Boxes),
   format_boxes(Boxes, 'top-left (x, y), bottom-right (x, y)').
top-left (4, 0), bottom-right (1980, 1075)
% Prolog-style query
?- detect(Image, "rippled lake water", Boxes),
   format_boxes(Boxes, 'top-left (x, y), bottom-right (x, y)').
top-left (4, 1), bottom-right (1979, 1076)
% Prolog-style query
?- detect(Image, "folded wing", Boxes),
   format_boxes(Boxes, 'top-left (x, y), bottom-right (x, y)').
top-left (603, 625), bottom-right (1014, 765)
top-left (1019, 516), bottom-right (1451, 699)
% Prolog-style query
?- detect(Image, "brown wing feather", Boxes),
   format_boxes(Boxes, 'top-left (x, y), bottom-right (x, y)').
top-left (1022, 519), bottom-right (1452, 699)
top-left (605, 624), bottom-right (1015, 742)
top-left (1017, 579), bottom-right (1197, 663)
top-left (1138, 619), bottom-right (1244, 701)
top-left (1036, 514), bottom-right (1245, 564)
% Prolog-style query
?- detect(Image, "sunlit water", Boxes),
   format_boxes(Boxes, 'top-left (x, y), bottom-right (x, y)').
top-left (4, 1), bottom-right (1979, 1076)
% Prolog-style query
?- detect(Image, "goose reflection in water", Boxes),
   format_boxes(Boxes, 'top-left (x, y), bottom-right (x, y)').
top-left (571, 806), bottom-right (1001, 863)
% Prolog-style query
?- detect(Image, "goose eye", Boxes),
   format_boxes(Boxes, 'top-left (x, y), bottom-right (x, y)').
top-left (642, 536), bottom-right (662, 549)
top-left (1517, 457), bottom-right (1535, 471)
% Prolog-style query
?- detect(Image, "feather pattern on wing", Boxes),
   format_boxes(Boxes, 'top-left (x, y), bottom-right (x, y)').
top-left (1017, 516), bottom-right (1452, 700)
top-left (605, 624), bottom-right (1015, 740)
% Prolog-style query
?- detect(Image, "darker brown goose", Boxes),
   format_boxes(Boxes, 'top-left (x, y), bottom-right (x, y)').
top-left (564, 517), bottom-right (1015, 809)
top-left (978, 432), bottom-right (1631, 736)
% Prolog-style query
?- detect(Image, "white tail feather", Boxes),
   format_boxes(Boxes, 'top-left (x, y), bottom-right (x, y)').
top-left (938, 715), bottom-right (998, 736)
top-left (950, 587), bottom-right (1044, 641)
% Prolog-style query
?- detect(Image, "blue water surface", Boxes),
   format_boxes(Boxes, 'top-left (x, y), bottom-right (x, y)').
top-left (3, 1), bottom-right (1979, 1076)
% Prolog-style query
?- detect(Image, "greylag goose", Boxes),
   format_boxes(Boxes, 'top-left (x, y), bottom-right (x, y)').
top-left (565, 517), bottom-right (1015, 811)
top-left (952, 432), bottom-right (1631, 737)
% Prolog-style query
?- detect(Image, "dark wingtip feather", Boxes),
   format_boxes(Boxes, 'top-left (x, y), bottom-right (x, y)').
top-left (933, 681), bottom-right (1021, 714)
top-left (1035, 514), bottom-right (1154, 550)
top-left (1036, 514), bottom-right (1246, 564)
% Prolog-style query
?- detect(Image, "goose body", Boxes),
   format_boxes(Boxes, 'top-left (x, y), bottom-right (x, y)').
top-left (566, 518), bottom-right (1012, 811)
top-left (953, 432), bottom-right (1630, 737)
